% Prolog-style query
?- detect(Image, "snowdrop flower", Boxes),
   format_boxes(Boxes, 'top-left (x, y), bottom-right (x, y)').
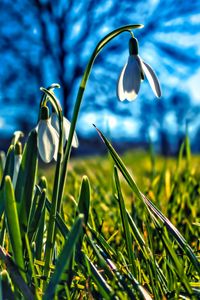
top-left (50, 112), bottom-right (79, 148)
top-left (13, 142), bottom-right (22, 188)
top-left (117, 37), bottom-right (161, 101)
top-left (36, 106), bottom-right (59, 163)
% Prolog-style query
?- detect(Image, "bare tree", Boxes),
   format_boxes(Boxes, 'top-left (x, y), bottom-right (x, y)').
top-left (0, 0), bottom-right (199, 149)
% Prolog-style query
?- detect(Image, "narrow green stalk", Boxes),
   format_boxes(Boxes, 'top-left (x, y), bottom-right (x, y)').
top-left (43, 155), bottom-right (62, 283)
top-left (0, 247), bottom-right (34, 300)
top-left (38, 83), bottom-right (60, 121)
top-left (24, 234), bottom-right (41, 300)
top-left (42, 24), bottom-right (143, 291)
top-left (4, 176), bottom-right (26, 282)
top-left (82, 253), bottom-right (116, 300)
top-left (114, 166), bottom-right (137, 277)
top-left (57, 24), bottom-right (143, 211)
top-left (43, 215), bottom-right (84, 300)
top-left (40, 89), bottom-right (64, 284)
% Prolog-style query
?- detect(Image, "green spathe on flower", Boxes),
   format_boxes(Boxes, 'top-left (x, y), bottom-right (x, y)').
top-left (50, 112), bottom-right (79, 149)
top-left (117, 36), bottom-right (161, 101)
top-left (36, 106), bottom-right (59, 163)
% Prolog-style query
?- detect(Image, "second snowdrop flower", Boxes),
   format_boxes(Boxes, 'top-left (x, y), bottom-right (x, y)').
top-left (36, 106), bottom-right (59, 163)
top-left (117, 36), bottom-right (161, 101)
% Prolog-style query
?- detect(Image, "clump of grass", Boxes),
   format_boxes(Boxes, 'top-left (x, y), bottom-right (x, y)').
top-left (0, 125), bottom-right (199, 299)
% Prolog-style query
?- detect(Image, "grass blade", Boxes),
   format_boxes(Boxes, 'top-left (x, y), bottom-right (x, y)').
top-left (34, 207), bottom-right (46, 261)
top-left (0, 190), bottom-right (4, 222)
top-left (24, 234), bottom-right (41, 300)
top-left (0, 146), bottom-right (15, 220)
top-left (113, 166), bottom-right (136, 277)
top-left (4, 176), bottom-right (26, 281)
top-left (0, 247), bottom-right (34, 300)
top-left (88, 224), bottom-right (117, 257)
top-left (0, 151), bottom-right (6, 184)
top-left (142, 193), bottom-right (200, 274)
top-left (15, 130), bottom-right (38, 234)
top-left (0, 270), bottom-right (15, 300)
top-left (77, 175), bottom-right (90, 225)
top-left (82, 253), bottom-right (117, 300)
top-left (0, 145), bottom-right (14, 190)
top-left (28, 188), bottom-right (46, 241)
top-left (43, 214), bottom-right (84, 300)
top-left (45, 197), bottom-right (69, 237)
top-left (76, 175), bottom-right (90, 254)
top-left (157, 226), bottom-right (193, 296)
top-left (95, 126), bottom-right (200, 274)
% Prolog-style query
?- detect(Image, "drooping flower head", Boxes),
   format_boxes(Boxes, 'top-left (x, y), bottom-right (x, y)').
top-left (117, 36), bottom-right (161, 101)
top-left (36, 106), bottom-right (59, 163)
top-left (35, 105), bottom-right (79, 163)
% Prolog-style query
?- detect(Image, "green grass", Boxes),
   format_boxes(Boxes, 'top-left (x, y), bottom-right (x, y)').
top-left (0, 137), bottom-right (200, 299)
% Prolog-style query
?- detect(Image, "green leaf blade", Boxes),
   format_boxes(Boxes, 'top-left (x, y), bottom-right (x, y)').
top-left (4, 176), bottom-right (26, 281)
top-left (44, 214), bottom-right (84, 300)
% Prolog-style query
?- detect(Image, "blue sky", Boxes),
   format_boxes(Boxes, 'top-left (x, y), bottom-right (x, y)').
top-left (0, 0), bottom-right (200, 152)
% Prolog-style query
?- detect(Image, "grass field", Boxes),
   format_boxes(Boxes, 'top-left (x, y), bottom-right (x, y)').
top-left (0, 130), bottom-right (199, 299)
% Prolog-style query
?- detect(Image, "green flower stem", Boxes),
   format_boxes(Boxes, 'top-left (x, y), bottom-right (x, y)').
top-left (37, 84), bottom-right (60, 122)
top-left (39, 83), bottom-right (60, 108)
top-left (57, 24), bottom-right (143, 212)
top-left (39, 88), bottom-right (64, 283)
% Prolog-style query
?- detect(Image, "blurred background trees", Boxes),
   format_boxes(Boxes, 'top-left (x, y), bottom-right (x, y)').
top-left (0, 0), bottom-right (200, 153)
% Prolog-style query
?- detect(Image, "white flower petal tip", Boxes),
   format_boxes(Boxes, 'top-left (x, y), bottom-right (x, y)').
top-left (37, 119), bottom-right (59, 163)
top-left (141, 60), bottom-right (162, 98)
top-left (50, 113), bottom-right (79, 148)
top-left (117, 56), bottom-right (141, 102)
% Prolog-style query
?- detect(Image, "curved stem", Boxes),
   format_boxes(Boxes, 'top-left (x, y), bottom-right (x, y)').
top-left (57, 24), bottom-right (143, 211)
top-left (40, 88), bottom-right (64, 158)
top-left (38, 84), bottom-right (60, 122)
top-left (40, 83), bottom-right (60, 107)
top-left (39, 88), bottom-right (64, 282)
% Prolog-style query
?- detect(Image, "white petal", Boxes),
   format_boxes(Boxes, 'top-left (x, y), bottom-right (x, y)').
top-left (140, 58), bottom-right (161, 98)
top-left (53, 136), bottom-right (59, 161)
top-left (37, 119), bottom-right (59, 163)
top-left (13, 155), bottom-right (22, 188)
top-left (51, 113), bottom-right (79, 148)
top-left (50, 113), bottom-right (59, 132)
top-left (117, 56), bottom-right (141, 101)
top-left (117, 63), bottom-right (127, 101)
top-left (50, 113), bottom-right (59, 161)
top-left (135, 56), bottom-right (145, 81)
top-left (63, 118), bottom-right (79, 148)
